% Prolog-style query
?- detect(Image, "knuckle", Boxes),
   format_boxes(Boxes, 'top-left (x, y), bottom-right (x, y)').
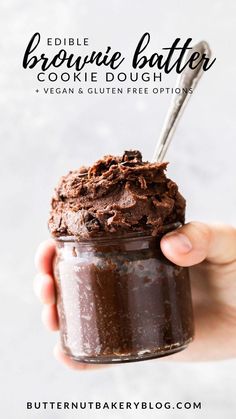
top-left (187, 221), bottom-right (212, 244)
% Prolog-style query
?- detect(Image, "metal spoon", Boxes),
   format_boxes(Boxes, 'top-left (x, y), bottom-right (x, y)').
top-left (151, 40), bottom-right (211, 163)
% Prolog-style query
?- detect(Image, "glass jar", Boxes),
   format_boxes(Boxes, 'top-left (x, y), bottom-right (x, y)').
top-left (54, 227), bottom-right (194, 364)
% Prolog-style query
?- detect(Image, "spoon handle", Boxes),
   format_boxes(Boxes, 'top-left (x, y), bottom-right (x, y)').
top-left (152, 41), bottom-right (211, 163)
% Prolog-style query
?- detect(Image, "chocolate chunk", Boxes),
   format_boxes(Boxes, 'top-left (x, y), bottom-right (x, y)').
top-left (122, 150), bottom-right (142, 162)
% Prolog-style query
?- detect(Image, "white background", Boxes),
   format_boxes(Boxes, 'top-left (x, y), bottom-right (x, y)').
top-left (0, 0), bottom-right (236, 418)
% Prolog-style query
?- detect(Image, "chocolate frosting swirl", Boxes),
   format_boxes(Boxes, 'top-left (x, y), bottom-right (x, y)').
top-left (48, 150), bottom-right (185, 239)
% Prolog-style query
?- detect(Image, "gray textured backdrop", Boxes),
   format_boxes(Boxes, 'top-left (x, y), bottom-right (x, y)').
top-left (1, 0), bottom-right (236, 418)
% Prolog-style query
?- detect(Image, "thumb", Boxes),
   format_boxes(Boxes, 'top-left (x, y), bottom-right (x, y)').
top-left (160, 221), bottom-right (236, 267)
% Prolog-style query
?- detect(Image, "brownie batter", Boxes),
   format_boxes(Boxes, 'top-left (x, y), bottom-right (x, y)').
top-left (49, 150), bottom-right (186, 238)
top-left (54, 235), bottom-right (194, 363)
top-left (49, 150), bottom-right (193, 363)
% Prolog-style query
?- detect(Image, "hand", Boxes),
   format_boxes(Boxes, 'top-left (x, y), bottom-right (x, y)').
top-left (34, 222), bottom-right (236, 369)
top-left (161, 222), bottom-right (236, 361)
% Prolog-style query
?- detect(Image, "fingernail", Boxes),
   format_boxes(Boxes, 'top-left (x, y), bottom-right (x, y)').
top-left (163, 232), bottom-right (193, 254)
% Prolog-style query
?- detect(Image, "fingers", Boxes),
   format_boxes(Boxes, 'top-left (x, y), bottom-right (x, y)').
top-left (42, 305), bottom-right (59, 331)
top-left (53, 342), bottom-right (109, 371)
top-left (35, 241), bottom-right (107, 370)
top-left (34, 239), bottom-right (56, 275)
top-left (161, 221), bottom-right (236, 267)
top-left (34, 240), bottom-right (58, 331)
top-left (34, 273), bottom-right (59, 331)
top-left (34, 273), bottom-right (55, 305)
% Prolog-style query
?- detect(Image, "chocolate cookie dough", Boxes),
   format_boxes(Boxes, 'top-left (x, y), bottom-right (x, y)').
top-left (49, 150), bottom-right (194, 363)
top-left (49, 150), bottom-right (185, 238)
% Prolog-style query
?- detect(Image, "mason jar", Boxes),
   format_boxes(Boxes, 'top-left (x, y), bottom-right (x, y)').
top-left (53, 226), bottom-right (194, 363)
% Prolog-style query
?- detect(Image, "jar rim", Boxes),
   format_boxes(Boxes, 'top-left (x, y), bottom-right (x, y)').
top-left (53, 222), bottom-right (182, 244)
